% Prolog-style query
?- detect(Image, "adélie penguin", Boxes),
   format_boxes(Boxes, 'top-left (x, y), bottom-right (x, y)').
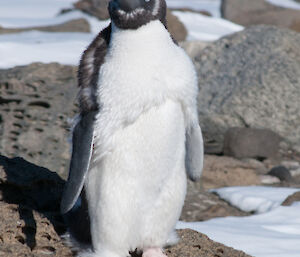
top-left (60, 0), bottom-right (204, 256)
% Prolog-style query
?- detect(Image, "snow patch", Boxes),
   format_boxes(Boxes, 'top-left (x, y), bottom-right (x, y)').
top-left (166, 0), bottom-right (221, 17)
top-left (211, 186), bottom-right (300, 213)
top-left (266, 0), bottom-right (300, 10)
top-left (172, 11), bottom-right (243, 41)
top-left (177, 202), bottom-right (300, 257)
top-left (178, 186), bottom-right (300, 257)
top-left (0, 31), bottom-right (94, 68)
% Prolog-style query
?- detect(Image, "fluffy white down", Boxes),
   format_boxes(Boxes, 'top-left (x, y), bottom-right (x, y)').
top-left (83, 20), bottom-right (199, 257)
top-left (94, 20), bottom-right (199, 160)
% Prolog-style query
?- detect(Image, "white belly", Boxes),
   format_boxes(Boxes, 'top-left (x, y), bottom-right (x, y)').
top-left (104, 99), bottom-right (185, 200)
top-left (85, 100), bottom-right (186, 252)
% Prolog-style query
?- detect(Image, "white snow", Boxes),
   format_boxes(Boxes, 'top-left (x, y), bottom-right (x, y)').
top-left (0, 0), bottom-right (242, 68)
top-left (0, 0), bottom-right (74, 20)
top-left (172, 11), bottom-right (243, 41)
top-left (265, 0), bottom-right (300, 10)
top-left (0, 31), bottom-right (94, 68)
top-left (178, 186), bottom-right (300, 257)
top-left (166, 0), bottom-right (221, 17)
top-left (211, 186), bottom-right (300, 213)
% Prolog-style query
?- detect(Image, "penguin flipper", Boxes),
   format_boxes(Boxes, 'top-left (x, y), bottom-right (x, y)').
top-left (61, 111), bottom-right (97, 214)
top-left (185, 123), bottom-right (204, 182)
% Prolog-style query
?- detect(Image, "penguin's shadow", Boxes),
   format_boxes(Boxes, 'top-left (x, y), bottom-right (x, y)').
top-left (0, 155), bottom-right (67, 249)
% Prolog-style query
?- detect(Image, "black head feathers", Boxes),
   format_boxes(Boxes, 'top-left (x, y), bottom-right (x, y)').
top-left (108, 0), bottom-right (167, 29)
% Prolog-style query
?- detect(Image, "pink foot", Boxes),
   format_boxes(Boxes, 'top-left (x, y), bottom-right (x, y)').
top-left (142, 248), bottom-right (167, 257)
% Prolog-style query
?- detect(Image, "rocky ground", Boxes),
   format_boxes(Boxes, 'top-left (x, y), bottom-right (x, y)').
top-left (0, 154), bottom-right (255, 257)
top-left (1, 152), bottom-right (299, 256)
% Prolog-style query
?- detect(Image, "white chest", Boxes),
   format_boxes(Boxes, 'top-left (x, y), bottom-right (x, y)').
top-left (92, 20), bottom-right (197, 161)
top-left (97, 20), bottom-right (196, 110)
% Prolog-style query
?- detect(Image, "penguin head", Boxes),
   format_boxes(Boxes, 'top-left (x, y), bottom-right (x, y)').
top-left (108, 0), bottom-right (167, 30)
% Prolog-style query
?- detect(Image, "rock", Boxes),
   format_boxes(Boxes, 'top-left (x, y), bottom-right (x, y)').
top-left (290, 168), bottom-right (300, 177)
top-left (221, 0), bottom-right (300, 32)
top-left (268, 166), bottom-right (293, 182)
top-left (180, 41), bottom-right (209, 60)
top-left (282, 191), bottom-right (300, 206)
top-left (0, 63), bottom-right (78, 178)
top-left (166, 9), bottom-right (187, 42)
top-left (73, 0), bottom-right (187, 42)
top-left (259, 175), bottom-right (281, 184)
top-left (74, 0), bottom-right (110, 20)
top-left (195, 26), bottom-right (300, 152)
top-left (198, 155), bottom-right (261, 190)
top-left (0, 18), bottom-right (90, 34)
top-left (281, 160), bottom-right (300, 170)
top-left (0, 202), bottom-right (72, 257)
top-left (0, 155), bottom-right (72, 256)
top-left (181, 186), bottom-right (248, 222)
top-left (166, 229), bottom-right (252, 257)
top-left (223, 127), bottom-right (283, 160)
top-left (170, 8), bottom-right (212, 16)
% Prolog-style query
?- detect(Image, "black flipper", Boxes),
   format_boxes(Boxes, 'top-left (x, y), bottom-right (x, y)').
top-left (61, 111), bottom-right (97, 214)
top-left (185, 124), bottom-right (204, 182)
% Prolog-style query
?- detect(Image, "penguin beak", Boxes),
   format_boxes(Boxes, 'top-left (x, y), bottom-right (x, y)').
top-left (113, 0), bottom-right (142, 12)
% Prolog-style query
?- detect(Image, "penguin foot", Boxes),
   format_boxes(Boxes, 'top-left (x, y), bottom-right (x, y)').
top-left (142, 248), bottom-right (167, 257)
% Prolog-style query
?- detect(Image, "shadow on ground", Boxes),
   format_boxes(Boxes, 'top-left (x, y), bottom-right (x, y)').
top-left (0, 155), bottom-right (67, 248)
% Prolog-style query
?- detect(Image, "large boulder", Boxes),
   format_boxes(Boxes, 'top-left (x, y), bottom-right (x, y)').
top-left (194, 25), bottom-right (300, 153)
top-left (221, 0), bottom-right (300, 32)
top-left (223, 127), bottom-right (283, 159)
top-left (0, 63), bottom-right (78, 178)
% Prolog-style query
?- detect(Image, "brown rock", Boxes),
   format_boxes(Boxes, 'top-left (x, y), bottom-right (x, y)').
top-left (282, 191), bottom-right (300, 206)
top-left (0, 202), bottom-right (72, 257)
top-left (166, 229), bottom-right (252, 257)
top-left (181, 188), bottom-right (248, 222)
top-left (223, 127), bottom-right (283, 160)
top-left (0, 155), bottom-right (71, 256)
top-left (74, 0), bottom-right (110, 20)
top-left (170, 8), bottom-right (212, 16)
top-left (200, 155), bottom-right (262, 190)
top-left (0, 63), bottom-right (78, 178)
top-left (0, 19), bottom-right (90, 34)
top-left (221, 0), bottom-right (300, 32)
top-left (166, 9), bottom-right (187, 42)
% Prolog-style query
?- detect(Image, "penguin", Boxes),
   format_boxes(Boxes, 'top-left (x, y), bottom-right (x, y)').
top-left (60, 0), bottom-right (204, 257)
